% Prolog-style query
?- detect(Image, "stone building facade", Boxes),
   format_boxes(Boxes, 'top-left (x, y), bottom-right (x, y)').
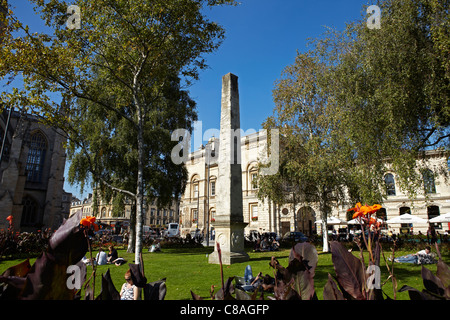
top-left (180, 130), bottom-right (450, 237)
top-left (0, 109), bottom-right (70, 232)
top-left (179, 131), bottom-right (279, 237)
top-left (70, 193), bottom-right (179, 232)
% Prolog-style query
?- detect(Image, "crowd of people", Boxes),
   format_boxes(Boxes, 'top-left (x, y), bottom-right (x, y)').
top-left (250, 232), bottom-right (280, 252)
top-left (330, 225), bottom-right (449, 245)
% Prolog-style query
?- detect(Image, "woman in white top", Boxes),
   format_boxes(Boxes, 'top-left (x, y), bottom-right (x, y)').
top-left (120, 269), bottom-right (140, 300)
top-left (95, 248), bottom-right (107, 265)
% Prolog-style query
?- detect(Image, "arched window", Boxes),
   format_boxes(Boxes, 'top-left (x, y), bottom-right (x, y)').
top-left (297, 206), bottom-right (316, 236)
top-left (26, 131), bottom-right (47, 182)
top-left (101, 207), bottom-right (106, 218)
top-left (422, 169), bottom-right (436, 194)
top-left (190, 175), bottom-right (200, 200)
top-left (377, 208), bottom-right (387, 221)
top-left (247, 162), bottom-right (258, 190)
top-left (20, 196), bottom-right (39, 227)
top-left (209, 176), bottom-right (217, 197)
top-left (384, 173), bottom-right (396, 196)
top-left (399, 207), bottom-right (411, 215)
top-left (248, 167), bottom-right (258, 190)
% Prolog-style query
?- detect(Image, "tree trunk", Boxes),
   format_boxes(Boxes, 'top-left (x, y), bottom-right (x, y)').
top-left (320, 189), bottom-right (330, 253)
top-left (322, 218), bottom-right (329, 253)
top-left (132, 59), bottom-right (146, 267)
top-left (134, 108), bottom-right (144, 266)
top-left (127, 204), bottom-right (136, 253)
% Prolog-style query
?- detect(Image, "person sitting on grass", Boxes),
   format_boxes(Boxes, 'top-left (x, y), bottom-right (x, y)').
top-left (120, 269), bottom-right (140, 300)
top-left (249, 272), bottom-right (275, 292)
top-left (95, 247), bottom-right (107, 265)
top-left (107, 245), bottom-right (126, 266)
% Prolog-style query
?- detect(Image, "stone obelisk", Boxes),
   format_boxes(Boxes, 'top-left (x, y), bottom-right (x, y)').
top-left (209, 73), bottom-right (249, 265)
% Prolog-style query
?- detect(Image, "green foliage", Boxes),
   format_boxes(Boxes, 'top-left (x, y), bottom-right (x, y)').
top-left (0, 0), bottom-right (237, 260)
top-left (311, 0), bottom-right (449, 202)
top-left (259, 0), bottom-right (449, 212)
top-left (0, 229), bottom-right (51, 259)
top-left (259, 52), bottom-right (355, 252)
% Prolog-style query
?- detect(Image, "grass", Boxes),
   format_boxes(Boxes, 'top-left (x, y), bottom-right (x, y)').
top-left (1, 244), bottom-right (449, 300)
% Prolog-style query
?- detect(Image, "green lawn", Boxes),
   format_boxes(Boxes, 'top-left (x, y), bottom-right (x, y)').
top-left (1, 245), bottom-right (449, 300)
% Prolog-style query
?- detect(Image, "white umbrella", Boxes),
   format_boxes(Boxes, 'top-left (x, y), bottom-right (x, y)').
top-left (347, 217), bottom-right (384, 225)
top-left (315, 216), bottom-right (348, 225)
top-left (429, 212), bottom-right (450, 223)
top-left (385, 213), bottom-right (428, 224)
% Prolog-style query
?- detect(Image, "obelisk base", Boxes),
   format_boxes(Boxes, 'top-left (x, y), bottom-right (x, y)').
top-left (208, 221), bottom-right (249, 265)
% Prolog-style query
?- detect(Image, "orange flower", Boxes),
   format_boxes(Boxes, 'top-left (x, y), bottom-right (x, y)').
top-left (6, 215), bottom-right (13, 224)
top-left (348, 203), bottom-right (382, 219)
top-left (347, 202), bottom-right (362, 212)
top-left (367, 204), bottom-right (382, 214)
top-left (348, 203), bottom-right (366, 219)
top-left (80, 216), bottom-right (99, 231)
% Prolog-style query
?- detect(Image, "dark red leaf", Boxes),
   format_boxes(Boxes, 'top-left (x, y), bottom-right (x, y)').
top-left (48, 211), bottom-right (87, 265)
top-left (289, 242), bottom-right (318, 276)
top-left (323, 273), bottom-right (345, 300)
top-left (1, 259), bottom-right (31, 278)
top-left (422, 265), bottom-right (445, 297)
top-left (398, 285), bottom-right (440, 300)
top-left (144, 279), bottom-right (167, 300)
top-left (96, 269), bottom-right (120, 300)
top-left (330, 241), bottom-right (365, 300)
top-left (129, 263), bottom-right (147, 288)
top-left (1, 211), bottom-right (88, 299)
top-left (436, 259), bottom-right (450, 290)
top-left (191, 290), bottom-right (203, 300)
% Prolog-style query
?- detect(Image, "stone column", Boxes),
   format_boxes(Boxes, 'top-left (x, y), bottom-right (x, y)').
top-left (209, 73), bottom-right (249, 265)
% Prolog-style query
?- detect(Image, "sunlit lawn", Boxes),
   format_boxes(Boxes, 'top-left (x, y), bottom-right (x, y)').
top-left (1, 244), bottom-right (449, 300)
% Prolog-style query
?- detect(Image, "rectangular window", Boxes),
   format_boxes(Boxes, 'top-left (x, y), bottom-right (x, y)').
top-left (210, 181), bottom-right (216, 196)
top-left (192, 209), bottom-right (198, 222)
top-left (250, 203), bottom-right (258, 221)
top-left (251, 173), bottom-right (258, 189)
top-left (194, 183), bottom-right (199, 198)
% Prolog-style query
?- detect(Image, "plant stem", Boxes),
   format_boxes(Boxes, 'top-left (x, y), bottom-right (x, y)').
top-left (217, 242), bottom-right (224, 292)
top-left (380, 244), bottom-right (397, 300)
top-left (84, 229), bottom-right (96, 296)
top-left (360, 222), bottom-right (373, 262)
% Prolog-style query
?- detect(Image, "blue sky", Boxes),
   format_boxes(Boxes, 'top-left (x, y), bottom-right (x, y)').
top-left (9, 0), bottom-right (373, 199)
top-left (190, 0), bottom-right (370, 142)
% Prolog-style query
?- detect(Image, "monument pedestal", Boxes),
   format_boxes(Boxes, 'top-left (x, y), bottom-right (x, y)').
top-left (208, 220), bottom-right (249, 265)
